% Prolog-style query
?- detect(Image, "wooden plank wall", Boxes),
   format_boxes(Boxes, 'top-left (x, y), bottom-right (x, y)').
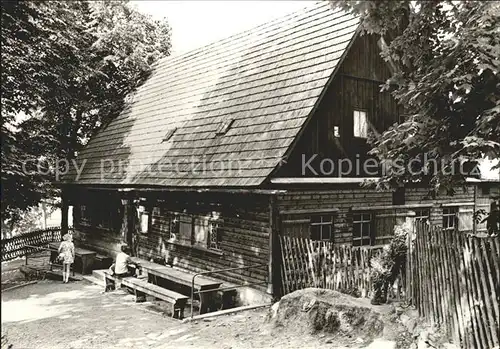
top-left (277, 187), bottom-right (394, 245)
top-left (136, 193), bottom-right (270, 291)
top-left (72, 190), bottom-right (123, 257)
top-left (406, 186), bottom-right (478, 228)
top-left (277, 34), bottom-right (401, 177)
top-left (276, 185), bottom-right (478, 245)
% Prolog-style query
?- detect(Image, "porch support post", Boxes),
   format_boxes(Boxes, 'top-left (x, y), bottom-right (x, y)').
top-left (268, 195), bottom-right (279, 296)
top-left (61, 186), bottom-right (69, 236)
top-left (120, 195), bottom-right (135, 248)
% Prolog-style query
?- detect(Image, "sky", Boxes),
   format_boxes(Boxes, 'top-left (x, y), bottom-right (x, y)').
top-left (131, 0), bottom-right (312, 54)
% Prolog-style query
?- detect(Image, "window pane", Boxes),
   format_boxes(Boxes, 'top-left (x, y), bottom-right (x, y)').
top-left (320, 225), bottom-right (332, 241)
top-left (193, 216), bottom-right (209, 247)
top-left (311, 225), bottom-right (321, 240)
top-left (311, 215), bottom-right (322, 224)
top-left (310, 214), bottom-right (334, 241)
top-left (353, 223), bottom-right (361, 237)
top-left (362, 222), bottom-right (372, 238)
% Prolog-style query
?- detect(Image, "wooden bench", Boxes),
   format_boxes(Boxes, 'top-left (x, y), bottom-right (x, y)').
top-left (103, 270), bottom-right (122, 291)
top-left (121, 278), bottom-right (189, 319)
top-left (132, 257), bottom-right (222, 314)
top-left (217, 287), bottom-right (238, 310)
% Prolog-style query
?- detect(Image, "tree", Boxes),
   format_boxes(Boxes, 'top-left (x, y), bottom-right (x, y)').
top-left (1, 0), bottom-right (171, 223)
top-left (331, 1), bottom-right (500, 194)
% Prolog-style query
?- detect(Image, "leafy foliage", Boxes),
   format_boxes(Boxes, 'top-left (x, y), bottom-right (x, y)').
top-left (370, 221), bottom-right (409, 305)
top-left (331, 1), bottom-right (500, 194)
top-left (1, 0), bottom-right (171, 222)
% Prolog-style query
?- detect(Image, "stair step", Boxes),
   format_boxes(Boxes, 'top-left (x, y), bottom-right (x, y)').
top-left (45, 270), bottom-right (83, 281)
top-left (82, 275), bottom-right (105, 287)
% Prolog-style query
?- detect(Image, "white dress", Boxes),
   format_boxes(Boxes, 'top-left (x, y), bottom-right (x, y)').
top-left (58, 241), bottom-right (75, 264)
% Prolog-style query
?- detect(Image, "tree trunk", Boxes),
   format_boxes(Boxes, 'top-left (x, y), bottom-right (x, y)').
top-left (41, 202), bottom-right (47, 229)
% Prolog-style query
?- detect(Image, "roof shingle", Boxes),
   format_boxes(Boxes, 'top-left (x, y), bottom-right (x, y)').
top-left (68, 2), bottom-right (359, 187)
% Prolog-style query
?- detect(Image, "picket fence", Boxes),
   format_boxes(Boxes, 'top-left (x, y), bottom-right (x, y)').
top-left (1, 227), bottom-right (72, 262)
top-left (279, 235), bottom-right (389, 298)
top-left (409, 223), bottom-right (499, 349)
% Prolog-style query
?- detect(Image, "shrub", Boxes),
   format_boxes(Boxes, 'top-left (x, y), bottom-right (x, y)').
top-left (370, 220), bottom-right (409, 305)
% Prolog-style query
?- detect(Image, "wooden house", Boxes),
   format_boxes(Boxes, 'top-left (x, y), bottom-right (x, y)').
top-left (62, 2), bottom-right (496, 300)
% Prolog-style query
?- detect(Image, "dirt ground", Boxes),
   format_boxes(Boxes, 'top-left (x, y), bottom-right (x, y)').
top-left (1, 279), bottom-right (355, 349)
top-left (1, 260), bottom-right (32, 291)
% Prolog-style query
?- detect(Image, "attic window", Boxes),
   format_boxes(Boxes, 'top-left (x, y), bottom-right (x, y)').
top-left (215, 118), bottom-right (234, 135)
top-left (353, 110), bottom-right (368, 138)
top-left (162, 127), bottom-right (177, 142)
top-left (333, 126), bottom-right (340, 138)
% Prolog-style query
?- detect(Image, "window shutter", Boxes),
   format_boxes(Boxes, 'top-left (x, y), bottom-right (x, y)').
top-left (353, 110), bottom-right (368, 138)
top-left (458, 207), bottom-right (474, 232)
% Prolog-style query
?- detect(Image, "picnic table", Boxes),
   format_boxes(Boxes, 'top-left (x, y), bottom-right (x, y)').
top-left (131, 257), bottom-right (222, 313)
top-left (48, 241), bottom-right (97, 275)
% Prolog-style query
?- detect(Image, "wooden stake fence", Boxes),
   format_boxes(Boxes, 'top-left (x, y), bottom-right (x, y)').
top-left (279, 236), bottom-right (386, 298)
top-left (409, 223), bottom-right (499, 349)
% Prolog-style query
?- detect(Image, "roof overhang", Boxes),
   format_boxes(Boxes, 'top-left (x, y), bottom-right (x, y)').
top-left (270, 177), bottom-right (379, 185)
top-left (64, 183), bottom-right (285, 195)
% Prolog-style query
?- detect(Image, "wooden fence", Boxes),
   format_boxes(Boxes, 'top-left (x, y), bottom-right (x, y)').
top-left (1, 227), bottom-right (72, 262)
top-left (279, 235), bottom-right (388, 298)
top-left (409, 223), bottom-right (499, 349)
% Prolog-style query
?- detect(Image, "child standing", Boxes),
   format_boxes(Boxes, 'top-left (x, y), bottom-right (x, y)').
top-left (58, 233), bottom-right (75, 283)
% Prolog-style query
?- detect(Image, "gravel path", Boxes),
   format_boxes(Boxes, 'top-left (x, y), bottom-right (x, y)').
top-left (1, 279), bottom-right (383, 349)
top-left (2, 280), bottom-right (181, 349)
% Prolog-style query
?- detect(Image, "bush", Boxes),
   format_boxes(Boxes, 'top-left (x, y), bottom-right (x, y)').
top-left (370, 220), bottom-right (409, 305)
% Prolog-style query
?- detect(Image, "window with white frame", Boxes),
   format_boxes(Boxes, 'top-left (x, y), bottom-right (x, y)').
top-left (457, 207), bottom-right (474, 231)
top-left (169, 212), bottom-right (191, 244)
top-left (310, 214), bottom-right (334, 241)
top-left (353, 213), bottom-right (373, 246)
top-left (442, 207), bottom-right (458, 231)
top-left (414, 208), bottom-right (430, 223)
top-left (167, 211), bottom-right (223, 251)
top-left (194, 212), bottom-right (223, 250)
top-left (353, 110), bottom-right (368, 138)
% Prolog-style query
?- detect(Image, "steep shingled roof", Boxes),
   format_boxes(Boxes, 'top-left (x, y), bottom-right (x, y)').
top-left (68, 2), bottom-right (359, 187)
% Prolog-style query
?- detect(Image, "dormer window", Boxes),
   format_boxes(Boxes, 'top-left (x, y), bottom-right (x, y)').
top-left (162, 127), bottom-right (177, 142)
top-left (353, 110), bottom-right (368, 138)
top-left (215, 118), bottom-right (234, 135)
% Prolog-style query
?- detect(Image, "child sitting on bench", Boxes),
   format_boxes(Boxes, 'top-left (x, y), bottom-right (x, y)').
top-left (109, 245), bottom-right (141, 277)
